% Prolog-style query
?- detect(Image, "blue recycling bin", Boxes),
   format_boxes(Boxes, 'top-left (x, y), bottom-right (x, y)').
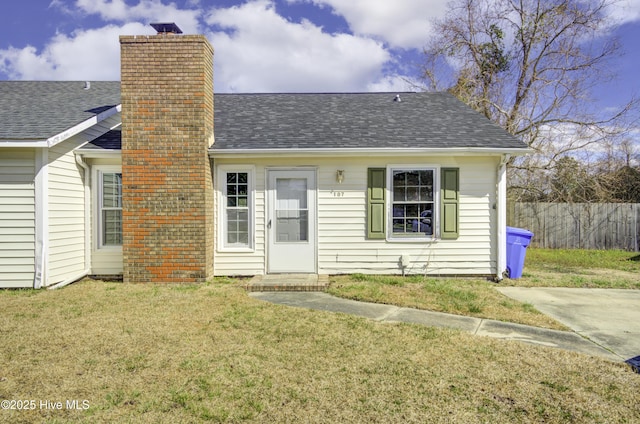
top-left (506, 226), bottom-right (534, 279)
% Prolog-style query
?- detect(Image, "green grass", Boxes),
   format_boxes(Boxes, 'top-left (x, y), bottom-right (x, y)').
top-left (526, 248), bottom-right (640, 272)
top-left (512, 248), bottom-right (640, 289)
top-left (328, 248), bottom-right (640, 328)
top-left (329, 275), bottom-right (566, 329)
top-left (1, 280), bottom-right (639, 423)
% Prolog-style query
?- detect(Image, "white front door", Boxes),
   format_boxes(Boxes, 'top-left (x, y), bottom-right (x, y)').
top-left (267, 169), bottom-right (316, 273)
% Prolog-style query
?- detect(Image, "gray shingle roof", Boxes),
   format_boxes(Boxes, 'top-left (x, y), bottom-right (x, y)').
top-left (210, 92), bottom-right (527, 151)
top-left (3, 82), bottom-right (526, 151)
top-left (0, 81), bottom-right (120, 141)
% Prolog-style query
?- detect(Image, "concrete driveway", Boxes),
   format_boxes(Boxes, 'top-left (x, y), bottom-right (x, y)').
top-left (496, 287), bottom-right (640, 361)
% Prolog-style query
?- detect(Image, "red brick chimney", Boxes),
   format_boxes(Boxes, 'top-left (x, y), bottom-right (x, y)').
top-left (120, 24), bottom-right (214, 283)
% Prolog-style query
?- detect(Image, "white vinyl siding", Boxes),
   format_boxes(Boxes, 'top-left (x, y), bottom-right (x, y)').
top-left (213, 156), bottom-right (499, 276)
top-left (47, 139), bottom-right (87, 284)
top-left (47, 114), bottom-right (121, 285)
top-left (0, 149), bottom-right (36, 287)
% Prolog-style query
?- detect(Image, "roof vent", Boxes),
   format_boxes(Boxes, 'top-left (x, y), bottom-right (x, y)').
top-left (394, 94), bottom-right (401, 102)
top-left (84, 81), bottom-right (91, 90)
top-left (150, 22), bottom-right (183, 34)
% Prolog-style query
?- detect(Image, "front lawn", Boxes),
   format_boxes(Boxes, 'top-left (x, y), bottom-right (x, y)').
top-left (327, 248), bottom-right (640, 329)
top-left (1, 279), bottom-right (638, 423)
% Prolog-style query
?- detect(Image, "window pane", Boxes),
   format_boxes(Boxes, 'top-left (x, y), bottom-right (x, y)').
top-left (407, 187), bottom-right (419, 201)
top-left (393, 170), bottom-right (405, 181)
top-left (102, 210), bottom-right (122, 245)
top-left (390, 169), bottom-right (434, 237)
top-left (393, 186), bottom-right (405, 202)
top-left (225, 171), bottom-right (251, 247)
top-left (102, 173), bottom-right (122, 208)
top-left (101, 172), bottom-right (122, 246)
top-left (406, 171), bottom-right (419, 185)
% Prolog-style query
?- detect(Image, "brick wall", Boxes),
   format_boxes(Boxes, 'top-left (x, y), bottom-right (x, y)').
top-left (120, 33), bottom-right (214, 283)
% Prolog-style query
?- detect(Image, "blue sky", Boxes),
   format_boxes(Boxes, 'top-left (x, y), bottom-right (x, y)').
top-left (1, 0), bottom-right (639, 116)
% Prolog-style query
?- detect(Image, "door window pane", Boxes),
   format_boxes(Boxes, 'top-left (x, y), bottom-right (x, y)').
top-left (275, 178), bottom-right (308, 242)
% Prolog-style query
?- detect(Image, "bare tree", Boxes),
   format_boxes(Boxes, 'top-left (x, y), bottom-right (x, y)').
top-left (421, 0), bottom-right (639, 201)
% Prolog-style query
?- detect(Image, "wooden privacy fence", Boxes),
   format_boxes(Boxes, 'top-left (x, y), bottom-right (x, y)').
top-left (508, 203), bottom-right (640, 251)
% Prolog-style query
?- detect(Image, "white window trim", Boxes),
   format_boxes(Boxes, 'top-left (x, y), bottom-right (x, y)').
top-left (92, 165), bottom-right (123, 251)
top-left (386, 164), bottom-right (440, 242)
top-left (217, 165), bottom-right (256, 252)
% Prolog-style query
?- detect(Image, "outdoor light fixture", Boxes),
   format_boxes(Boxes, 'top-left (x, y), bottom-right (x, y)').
top-left (336, 170), bottom-right (345, 184)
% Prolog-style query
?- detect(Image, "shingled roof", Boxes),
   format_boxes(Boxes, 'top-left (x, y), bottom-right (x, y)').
top-left (210, 92), bottom-right (527, 152)
top-left (2, 82), bottom-right (526, 152)
top-left (0, 81), bottom-right (120, 141)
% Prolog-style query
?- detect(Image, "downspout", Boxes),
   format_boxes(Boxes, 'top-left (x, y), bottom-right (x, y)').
top-left (34, 148), bottom-right (49, 289)
top-left (495, 154), bottom-right (510, 281)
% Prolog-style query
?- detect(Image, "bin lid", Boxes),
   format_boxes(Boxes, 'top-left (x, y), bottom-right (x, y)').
top-left (506, 226), bottom-right (534, 237)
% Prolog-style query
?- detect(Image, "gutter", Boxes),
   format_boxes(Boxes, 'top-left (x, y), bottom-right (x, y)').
top-left (209, 146), bottom-right (532, 158)
top-left (76, 154), bottom-right (92, 281)
top-left (74, 150), bottom-right (122, 159)
top-left (495, 154), bottom-right (511, 281)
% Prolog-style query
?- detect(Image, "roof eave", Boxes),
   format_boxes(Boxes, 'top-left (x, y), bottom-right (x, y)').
top-left (1, 104), bottom-right (123, 149)
top-left (46, 104), bottom-right (122, 148)
top-left (0, 139), bottom-right (49, 147)
top-left (209, 146), bottom-right (533, 158)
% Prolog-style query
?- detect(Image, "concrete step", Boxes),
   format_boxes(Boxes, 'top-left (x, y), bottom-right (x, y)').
top-left (244, 274), bottom-right (328, 292)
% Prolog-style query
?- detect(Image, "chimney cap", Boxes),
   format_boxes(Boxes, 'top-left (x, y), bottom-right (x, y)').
top-left (150, 22), bottom-right (183, 34)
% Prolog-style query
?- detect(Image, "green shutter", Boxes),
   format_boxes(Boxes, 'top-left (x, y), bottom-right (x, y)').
top-left (440, 168), bottom-right (459, 240)
top-left (367, 168), bottom-right (386, 239)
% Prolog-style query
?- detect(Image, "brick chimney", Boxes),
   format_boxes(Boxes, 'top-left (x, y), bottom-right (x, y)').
top-left (120, 24), bottom-right (214, 283)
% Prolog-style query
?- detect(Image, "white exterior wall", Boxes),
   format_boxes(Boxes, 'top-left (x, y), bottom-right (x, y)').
top-left (48, 139), bottom-right (88, 285)
top-left (87, 157), bottom-right (123, 276)
top-left (213, 155), bottom-right (499, 276)
top-left (0, 149), bottom-right (36, 287)
top-left (46, 114), bottom-right (122, 285)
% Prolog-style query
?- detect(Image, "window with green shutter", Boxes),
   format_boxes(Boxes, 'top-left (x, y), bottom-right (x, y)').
top-left (366, 166), bottom-right (460, 241)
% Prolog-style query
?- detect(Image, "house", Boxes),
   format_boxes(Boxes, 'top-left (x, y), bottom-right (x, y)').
top-left (0, 24), bottom-right (529, 288)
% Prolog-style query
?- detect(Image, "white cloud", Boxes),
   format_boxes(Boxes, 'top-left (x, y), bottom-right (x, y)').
top-left (206, 0), bottom-right (392, 92)
top-left (0, 23), bottom-right (149, 80)
top-left (291, 0), bottom-right (447, 49)
top-left (3, 0), bottom-right (424, 91)
top-left (72, 0), bottom-right (202, 33)
top-left (606, 0), bottom-right (640, 25)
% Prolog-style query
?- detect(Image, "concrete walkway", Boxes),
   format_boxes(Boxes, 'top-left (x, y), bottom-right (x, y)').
top-left (497, 287), bottom-right (640, 361)
top-left (249, 291), bottom-right (621, 362)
